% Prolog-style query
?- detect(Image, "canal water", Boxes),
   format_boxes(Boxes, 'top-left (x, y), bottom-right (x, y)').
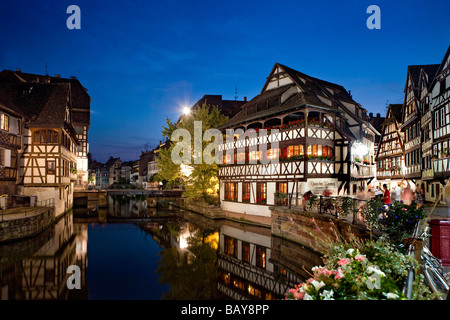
top-left (0, 195), bottom-right (321, 300)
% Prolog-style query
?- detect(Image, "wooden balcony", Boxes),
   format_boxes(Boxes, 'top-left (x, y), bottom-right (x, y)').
top-left (219, 160), bottom-right (305, 180)
top-left (219, 124), bottom-right (334, 152)
top-left (219, 157), bottom-right (336, 180)
top-left (0, 166), bottom-right (18, 181)
top-left (0, 130), bottom-right (21, 149)
top-left (422, 168), bottom-right (434, 180)
top-left (376, 170), bottom-right (403, 180)
top-left (405, 136), bottom-right (421, 151)
top-left (351, 163), bottom-right (375, 178)
top-left (433, 157), bottom-right (450, 177)
top-left (404, 164), bottom-right (421, 178)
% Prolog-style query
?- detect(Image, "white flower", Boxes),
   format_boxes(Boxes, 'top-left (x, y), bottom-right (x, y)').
top-left (311, 280), bottom-right (326, 291)
top-left (320, 289), bottom-right (334, 300)
top-left (365, 274), bottom-right (381, 290)
top-left (303, 293), bottom-right (314, 300)
top-left (383, 292), bottom-right (399, 299)
top-left (367, 265), bottom-right (386, 277)
top-left (346, 248), bottom-right (355, 255)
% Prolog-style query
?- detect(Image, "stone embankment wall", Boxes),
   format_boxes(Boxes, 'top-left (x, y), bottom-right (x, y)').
top-left (0, 208), bottom-right (55, 243)
top-left (271, 207), bottom-right (369, 253)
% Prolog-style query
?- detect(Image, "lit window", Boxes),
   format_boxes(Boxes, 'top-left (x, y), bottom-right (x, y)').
top-left (256, 246), bottom-right (266, 269)
top-left (0, 114), bottom-right (9, 131)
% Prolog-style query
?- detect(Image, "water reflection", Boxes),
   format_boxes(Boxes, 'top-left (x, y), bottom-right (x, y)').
top-left (0, 214), bottom-right (88, 300)
top-left (0, 196), bottom-right (320, 300)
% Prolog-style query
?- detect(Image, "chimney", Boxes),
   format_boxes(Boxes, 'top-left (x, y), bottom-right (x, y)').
top-left (54, 74), bottom-right (61, 78)
top-left (244, 96), bottom-right (247, 102)
top-left (376, 113), bottom-right (380, 118)
top-left (16, 68), bottom-right (21, 72)
top-left (369, 112), bottom-right (373, 118)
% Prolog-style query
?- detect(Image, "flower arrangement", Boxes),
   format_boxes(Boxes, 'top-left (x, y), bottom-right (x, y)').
top-left (440, 148), bottom-right (450, 157)
top-left (242, 195), bottom-right (250, 203)
top-left (377, 201), bottom-right (426, 245)
top-left (354, 157), bottom-right (361, 163)
top-left (308, 155), bottom-right (335, 161)
top-left (387, 165), bottom-right (402, 172)
top-left (274, 192), bottom-right (288, 206)
top-left (280, 119), bottom-right (305, 130)
top-left (363, 160), bottom-right (371, 165)
top-left (279, 154), bottom-right (305, 161)
top-left (308, 119), bottom-right (333, 128)
top-left (285, 219), bottom-right (438, 300)
top-left (256, 196), bottom-right (266, 204)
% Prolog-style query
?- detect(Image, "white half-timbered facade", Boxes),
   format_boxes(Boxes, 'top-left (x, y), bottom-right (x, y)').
top-left (0, 72), bottom-right (88, 216)
top-left (16, 83), bottom-right (79, 216)
top-left (431, 46), bottom-right (450, 185)
top-left (375, 104), bottom-right (405, 187)
top-left (218, 63), bottom-right (379, 217)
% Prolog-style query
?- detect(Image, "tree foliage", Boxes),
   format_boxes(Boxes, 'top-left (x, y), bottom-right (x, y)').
top-left (154, 102), bottom-right (229, 202)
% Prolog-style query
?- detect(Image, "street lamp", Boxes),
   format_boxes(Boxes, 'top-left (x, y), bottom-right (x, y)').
top-left (182, 106), bottom-right (191, 116)
top-left (354, 141), bottom-right (369, 157)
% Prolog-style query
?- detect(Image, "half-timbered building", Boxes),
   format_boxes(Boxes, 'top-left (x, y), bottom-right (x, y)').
top-left (0, 70), bottom-right (91, 189)
top-left (0, 96), bottom-right (24, 206)
top-left (430, 45), bottom-right (450, 195)
top-left (375, 104), bottom-right (405, 188)
top-left (0, 70), bottom-right (88, 216)
top-left (401, 65), bottom-right (439, 182)
top-left (218, 63), bottom-right (379, 217)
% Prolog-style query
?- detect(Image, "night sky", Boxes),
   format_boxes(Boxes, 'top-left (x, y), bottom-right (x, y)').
top-left (1, 0), bottom-right (449, 162)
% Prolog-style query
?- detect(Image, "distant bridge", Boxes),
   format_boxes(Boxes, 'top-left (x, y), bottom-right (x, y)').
top-left (106, 189), bottom-right (184, 198)
top-left (73, 189), bottom-right (184, 209)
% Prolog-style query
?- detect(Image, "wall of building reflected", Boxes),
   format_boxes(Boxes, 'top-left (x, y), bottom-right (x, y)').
top-left (0, 214), bottom-right (88, 300)
top-left (0, 196), bottom-right (321, 300)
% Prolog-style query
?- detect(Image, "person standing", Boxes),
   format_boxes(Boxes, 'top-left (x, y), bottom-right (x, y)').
top-left (415, 185), bottom-right (424, 208)
top-left (382, 184), bottom-right (390, 205)
top-left (402, 183), bottom-right (414, 205)
top-left (394, 183), bottom-right (402, 203)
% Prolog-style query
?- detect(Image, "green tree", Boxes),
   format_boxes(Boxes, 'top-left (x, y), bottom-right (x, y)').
top-left (155, 102), bottom-right (228, 203)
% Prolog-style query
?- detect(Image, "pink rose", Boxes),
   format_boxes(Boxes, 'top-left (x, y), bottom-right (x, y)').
top-left (338, 258), bottom-right (350, 266)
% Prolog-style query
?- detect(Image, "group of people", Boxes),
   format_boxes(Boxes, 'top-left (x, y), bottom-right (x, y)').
top-left (372, 181), bottom-right (424, 207)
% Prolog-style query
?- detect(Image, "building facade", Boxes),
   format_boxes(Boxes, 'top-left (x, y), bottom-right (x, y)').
top-left (218, 63), bottom-right (379, 217)
top-left (375, 104), bottom-right (405, 189)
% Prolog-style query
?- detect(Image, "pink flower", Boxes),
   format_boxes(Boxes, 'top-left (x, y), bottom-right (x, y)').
top-left (334, 267), bottom-right (344, 279)
top-left (355, 255), bottom-right (365, 261)
top-left (338, 258), bottom-right (350, 266)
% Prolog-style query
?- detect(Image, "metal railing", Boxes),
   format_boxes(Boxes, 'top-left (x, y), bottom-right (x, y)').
top-left (1, 198), bottom-right (55, 220)
top-left (274, 192), bottom-right (369, 224)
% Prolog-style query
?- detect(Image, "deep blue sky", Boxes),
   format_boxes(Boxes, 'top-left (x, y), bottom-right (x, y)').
top-left (1, 0), bottom-right (449, 162)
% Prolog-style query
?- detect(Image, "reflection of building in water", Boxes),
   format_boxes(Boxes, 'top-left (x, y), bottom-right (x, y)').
top-left (107, 195), bottom-right (147, 217)
top-left (217, 223), bottom-right (303, 300)
top-left (0, 213), bottom-right (88, 300)
top-left (72, 222), bottom-right (88, 299)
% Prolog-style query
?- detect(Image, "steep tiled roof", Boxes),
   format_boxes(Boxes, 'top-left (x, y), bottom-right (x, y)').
top-left (222, 63), bottom-right (365, 129)
top-left (0, 82), bottom-right (70, 127)
top-left (0, 70), bottom-right (90, 126)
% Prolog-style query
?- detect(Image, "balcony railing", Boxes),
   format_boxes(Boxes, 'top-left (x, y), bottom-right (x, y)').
top-left (376, 169), bottom-right (403, 179)
top-left (274, 193), bottom-right (368, 224)
top-left (0, 130), bottom-right (21, 149)
top-left (432, 157), bottom-right (450, 175)
top-left (219, 157), bottom-right (337, 178)
top-left (219, 124), bottom-right (334, 152)
top-left (351, 163), bottom-right (375, 178)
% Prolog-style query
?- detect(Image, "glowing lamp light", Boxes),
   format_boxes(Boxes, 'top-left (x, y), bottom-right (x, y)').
top-left (354, 141), bottom-right (369, 157)
top-left (182, 106), bottom-right (191, 115)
